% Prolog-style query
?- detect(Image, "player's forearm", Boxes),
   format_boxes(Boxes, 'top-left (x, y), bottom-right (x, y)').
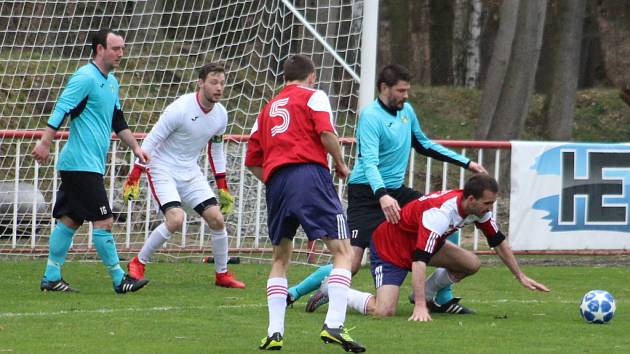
top-left (116, 129), bottom-right (140, 150)
top-left (494, 241), bottom-right (525, 280)
top-left (320, 131), bottom-right (345, 167)
top-left (39, 126), bottom-right (57, 146)
top-left (411, 261), bottom-right (428, 306)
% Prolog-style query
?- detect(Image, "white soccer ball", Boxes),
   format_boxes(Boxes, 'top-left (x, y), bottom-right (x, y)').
top-left (579, 290), bottom-right (616, 324)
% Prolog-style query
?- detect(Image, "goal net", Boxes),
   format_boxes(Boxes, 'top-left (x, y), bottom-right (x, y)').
top-left (0, 0), bottom-right (375, 265)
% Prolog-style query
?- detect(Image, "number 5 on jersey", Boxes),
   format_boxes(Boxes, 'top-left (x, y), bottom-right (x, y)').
top-left (270, 98), bottom-right (290, 136)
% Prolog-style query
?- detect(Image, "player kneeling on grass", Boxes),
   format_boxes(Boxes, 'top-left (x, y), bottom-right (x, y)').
top-left (318, 174), bottom-right (550, 320)
top-left (123, 63), bottom-right (244, 289)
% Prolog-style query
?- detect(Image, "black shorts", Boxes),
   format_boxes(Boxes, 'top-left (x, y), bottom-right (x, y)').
top-left (52, 171), bottom-right (113, 223)
top-left (347, 183), bottom-right (422, 249)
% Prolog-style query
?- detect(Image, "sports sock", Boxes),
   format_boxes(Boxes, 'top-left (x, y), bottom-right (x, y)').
top-left (288, 263), bottom-right (333, 301)
top-left (92, 229), bottom-right (125, 286)
top-left (425, 267), bottom-right (455, 301)
top-left (433, 232), bottom-right (460, 305)
top-left (435, 284), bottom-right (454, 305)
top-left (44, 222), bottom-right (76, 281)
top-left (346, 288), bottom-right (373, 315)
top-left (138, 223), bottom-right (172, 264)
top-left (324, 268), bottom-right (351, 328)
top-left (210, 227), bottom-right (229, 273)
top-left (266, 277), bottom-right (288, 337)
top-left (447, 230), bottom-right (460, 245)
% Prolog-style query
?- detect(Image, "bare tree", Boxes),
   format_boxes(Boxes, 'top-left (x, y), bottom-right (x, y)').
top-left (477, 0), bottom-right (520, 138)
top-left (452, 0), bottom-right (468, 86)
top-left (478, 0), bottom-right (548, 140)
top-left (409, 0), bottom-right (432, 84)
top-left (465, 0), bottom-right (482, 87)
top-left (543, 0), bottom-right (587, 140)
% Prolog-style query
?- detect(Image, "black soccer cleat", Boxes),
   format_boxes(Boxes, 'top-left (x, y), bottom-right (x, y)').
top-left (320, 324), bottom-right (365, 353)
top-left (286, 293), bottom-right (296, 308)
top-left (305, 290), bottom-right (329, 313)
top-left (259, 332), bottom-right (283, 350)
top-left (427, 297), bottom-right (475, 314)
top-left (114, 274), bottom-right (149, 294)
top-left (40, 278), bottom-right (79, 292)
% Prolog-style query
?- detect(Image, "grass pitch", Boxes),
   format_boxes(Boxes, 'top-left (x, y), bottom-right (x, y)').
top-left (0, 258), bottom-right (628, 353)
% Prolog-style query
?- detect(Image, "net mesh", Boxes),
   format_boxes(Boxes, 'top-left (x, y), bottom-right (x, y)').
top-left (0, 0), bottom-right (366, 265)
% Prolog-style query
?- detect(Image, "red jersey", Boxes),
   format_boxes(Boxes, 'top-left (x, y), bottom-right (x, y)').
top-left (372, 189), bottom-right (502, 269)
top-left (245, 84), bottom-right (337, 182)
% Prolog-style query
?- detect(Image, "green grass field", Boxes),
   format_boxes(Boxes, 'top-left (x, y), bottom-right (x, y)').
top-left (1, 259), bottom-right (628, 353)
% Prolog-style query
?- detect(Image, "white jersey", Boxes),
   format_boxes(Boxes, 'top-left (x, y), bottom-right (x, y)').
top-left (142, 92), bottom-right (228, 179)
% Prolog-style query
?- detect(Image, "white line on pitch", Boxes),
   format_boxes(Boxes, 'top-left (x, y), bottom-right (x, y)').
top-left (0, 303), bottom-right (267, 318)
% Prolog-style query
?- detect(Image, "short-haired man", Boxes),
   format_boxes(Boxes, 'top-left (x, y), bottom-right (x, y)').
top-left (32, 28), bottom-right (149, 293)
top-left (246, 54), bottom-right (365, 352)
top-left (123, 63), bottom-right (245, 289)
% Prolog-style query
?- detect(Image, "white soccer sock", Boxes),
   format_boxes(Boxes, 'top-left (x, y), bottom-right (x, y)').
top-left (346, 288), bottom-right (373, 316)
top-left (266, 277), bottom-right (287, 337)
top-left (424, 267), bottom-right (456, 300)
top-left (138, 223), bottom-right (172, 264)
top-left (325, 268), bottom-right (352, 328)
top-left (210, 227), bottom-right (228, 273)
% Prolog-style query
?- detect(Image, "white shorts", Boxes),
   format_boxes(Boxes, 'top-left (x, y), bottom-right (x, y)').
top-left (147, 165), bottom-right (216, 212)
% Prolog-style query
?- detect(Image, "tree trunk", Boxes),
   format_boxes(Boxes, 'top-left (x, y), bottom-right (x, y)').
top-left (487, 0), bottom-right (547, 140)
top-left (452, 0), bottom-right (468, 86)
top-left (465, 0), bottom-right (482, 88)
top-left (596, 0), bottom-right (630, 88)
top-left (544, 0), bottom-right (586, 141)
top-left (477, 0), bottom-right (520, 139)
top-left (377, 0), bottom-right (393, 67)
top-left (409, 0), bottom-right (432, 85)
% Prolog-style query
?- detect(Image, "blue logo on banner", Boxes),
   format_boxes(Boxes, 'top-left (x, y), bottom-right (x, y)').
top-left (531, 144), bottom-right (630, 232)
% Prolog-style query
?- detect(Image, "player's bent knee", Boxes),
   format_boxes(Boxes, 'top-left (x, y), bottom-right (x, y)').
top-left (165, 209), bottom-right (185, 232)
top-left (93, 218), bottom-right (113, 231)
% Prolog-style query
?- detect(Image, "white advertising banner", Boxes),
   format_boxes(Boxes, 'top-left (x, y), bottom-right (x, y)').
top-left (509, 141), bottom-right (630, 250)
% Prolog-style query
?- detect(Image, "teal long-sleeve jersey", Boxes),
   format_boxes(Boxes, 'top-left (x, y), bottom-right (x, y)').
top-left (348, 99), bottom-right (470, 194)
top-left (47, 62), bottom-right (128, 175)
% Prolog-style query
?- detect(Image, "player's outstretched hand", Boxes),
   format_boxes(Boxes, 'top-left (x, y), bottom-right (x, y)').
top-left (123, 163), bottom-right (145, 202)
top-left (468, 161), bottom-right (487, 174)
top-left (518, 274), bottom-right (550, 292)
top-left (408, 305), bottom-right (432, 322)
top-left (218, 189), bottom-right (235, 215)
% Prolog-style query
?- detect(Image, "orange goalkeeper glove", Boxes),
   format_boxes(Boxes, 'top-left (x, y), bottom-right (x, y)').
top-left (123, 163), bottom-right (145, 202)
top-left (215, 173), bottom-right (235, 215)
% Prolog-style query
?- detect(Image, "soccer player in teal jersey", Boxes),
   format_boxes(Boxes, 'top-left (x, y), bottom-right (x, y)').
top-left (32, 28), bottom-right (150, 294)
top-left (294, 64), bottom-right (486, 314)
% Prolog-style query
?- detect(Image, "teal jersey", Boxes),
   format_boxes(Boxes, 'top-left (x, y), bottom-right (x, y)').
top-left (47, 62), bottom-right (122, 174)
top-left (348, 100), bottom-right (470, 193)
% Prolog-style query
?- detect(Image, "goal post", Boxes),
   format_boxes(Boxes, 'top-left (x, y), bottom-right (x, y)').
top-left (0, 0), bottom-right (378, 265)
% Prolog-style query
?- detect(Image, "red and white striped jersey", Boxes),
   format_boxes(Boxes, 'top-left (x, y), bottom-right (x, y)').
top-left (245, 84), bottom-right (337, 183)
top-left (372, 189), bottom-right (501, 269)
top-left (141, 92), bottom-right (227, 179)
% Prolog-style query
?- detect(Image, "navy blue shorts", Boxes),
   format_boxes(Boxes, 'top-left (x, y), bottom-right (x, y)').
top-left (370, 243), bottom-right (409, 288)
top-left (265, 163), bottom-right (349, 246)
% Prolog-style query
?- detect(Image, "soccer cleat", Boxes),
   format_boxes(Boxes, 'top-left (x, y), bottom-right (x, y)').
top-left (426, 297), bottom-right (475, 314)
top-left (40, 278), bottom-right (78, 292)
top-left (286, 293), bottom-right (296, 308)
top-left (320, 324), bottom-right (365, 353)
top-left (114, 274), bottom-right (149, 294)
top-left (215, 271), bottom-right (246, 288)
top-left (259, 332), bottom-right (283, 350)
top-left (305, 290), bottom-right (329, 313)
top-left (127, 256), bottom-right (145, 279)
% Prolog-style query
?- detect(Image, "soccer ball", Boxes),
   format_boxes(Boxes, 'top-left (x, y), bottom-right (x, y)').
top-left (579, 290), bottom-right (616, 324)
